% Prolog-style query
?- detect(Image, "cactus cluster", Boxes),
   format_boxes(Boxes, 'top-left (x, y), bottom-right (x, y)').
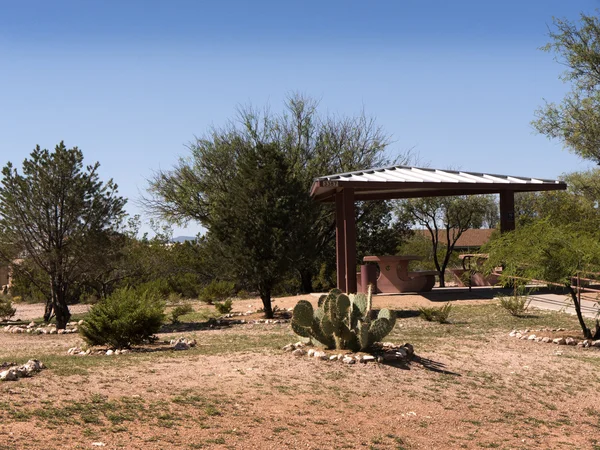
top-left (291, 287), bottom-right (396, 351)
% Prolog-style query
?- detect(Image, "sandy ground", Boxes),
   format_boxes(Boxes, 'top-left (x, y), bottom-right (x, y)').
top-left (1, 292), bottom-right (599, 449)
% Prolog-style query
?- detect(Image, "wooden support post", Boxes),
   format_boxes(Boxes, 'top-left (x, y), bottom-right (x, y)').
top-left (499, 191), bottom-right (515, 233)
top-left (335, 191), bottom-right (346, 291)
top-left (343, 188), bottom-right (357, 293)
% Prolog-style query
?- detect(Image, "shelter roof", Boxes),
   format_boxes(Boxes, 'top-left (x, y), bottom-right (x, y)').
top-left (310, 165), bottom-right (566, 202)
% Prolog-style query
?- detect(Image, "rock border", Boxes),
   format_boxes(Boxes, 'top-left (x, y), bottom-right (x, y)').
top-left (0, 360), bottom-right (45, 381)
top-left (282, 341), bottom-right (414, 364)
top-left (508, 328), bottom-right (600, 348)
top-left (66, 337), bottom-right (198, 356)
top-left (3, 320), bottom-right (82, 335)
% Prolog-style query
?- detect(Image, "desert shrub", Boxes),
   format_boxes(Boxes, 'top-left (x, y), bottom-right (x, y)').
top-left (235, 289), bottom-right (250, 299)
top-left (497, 289), bottom-right (530, 316)
top-left (418, 303), bottom-right (453, 323)
top-left (79, 287), bottom-right (166, 348)
top-left (214, 298), bottom-right (233, 315)
top-left (199, 280), bottom-right (235, 305)
top-left (170, 303), bottom-right (194, 323)
top-left (0, 295), bottom-right (16, 320)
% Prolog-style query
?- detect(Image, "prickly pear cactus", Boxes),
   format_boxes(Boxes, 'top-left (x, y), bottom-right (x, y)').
top-left (291, 286), bottom-right (396, 351)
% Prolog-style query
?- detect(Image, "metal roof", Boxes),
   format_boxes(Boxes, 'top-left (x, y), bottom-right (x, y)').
top-left (310, 165), bottom-right (567, 202)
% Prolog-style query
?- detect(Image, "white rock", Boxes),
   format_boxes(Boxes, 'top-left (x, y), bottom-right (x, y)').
top-left (293, 342), bottom-right (305, 349)
top-left (329, 355), bottom-right (338, 361)
top-left (282, 344), bottom-right (294, 352)
top-left (592, 340), bottom-right (600, 348)
top-left (49, 329), bottom-right (56, 335)
top-left (509, 330), bottom-right (517, 337)
top-left (115, 350), bottom-right (121, 355)
top-left (27, 321), bottom-right (35, 328)
top-left (0, 368), bottom-right (18, 381)
top-left (565, 337), bottom-right (577, 346)
top-left (541, 337), bottom-right (551, 343)
top-left (528, 334), bottom-right (537, 340)
top-left (119, 349), bottom-right (128, 354)
top-left (78, 320), bottom-right (84, 325)
top-left (362, 355), bottom-right (376, 362)
top-left (292, 348), bottom-right (306, 357)
top-left (313, 351), bottom-right (327, 359)
top-left (342, 356), bottom-right (355, 364)
top-left (307, 349), bottom-right (316, 357)
top-left (553, 337), bottom-right (566, 345)
top-left (106, 350), bottom-right (114, 356)
top-left (173, 342), bottom-right (189, 351)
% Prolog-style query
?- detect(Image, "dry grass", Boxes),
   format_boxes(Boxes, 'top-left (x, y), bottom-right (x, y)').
top-left (1, 298), bottom-right (599, 449)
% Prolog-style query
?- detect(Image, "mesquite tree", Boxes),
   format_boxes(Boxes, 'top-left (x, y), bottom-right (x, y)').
top-left (396, 195), bottom-right (498, 287)
top-left (0, 142), bottom-right (126, 328)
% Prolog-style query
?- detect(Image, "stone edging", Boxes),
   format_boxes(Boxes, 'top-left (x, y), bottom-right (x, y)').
top-left (508, 329), bottom-right (600, 348)
top-left (282, 341), bottom-right (414, 364)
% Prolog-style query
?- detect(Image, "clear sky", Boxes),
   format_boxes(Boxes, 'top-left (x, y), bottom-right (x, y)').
top-left (1, 0), bottom-right (598, 236)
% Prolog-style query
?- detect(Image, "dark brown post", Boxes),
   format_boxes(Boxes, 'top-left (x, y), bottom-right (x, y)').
top-left (343, 188), bottom-right (357, 293)
top-left (335, 191), bottom-right (346, 290)
top-left (499, 190), bottom-right (515, 233)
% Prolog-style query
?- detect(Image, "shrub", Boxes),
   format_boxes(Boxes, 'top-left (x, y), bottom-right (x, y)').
top-left (0, 295), bottom-right (16, 321)
top-left (199, 280), bottom-right (235, 305)
top-left (291, 287), bottom-right (396, 351)
top-left (79, 287), bottom-right (166, 348)
top-left (170, 303), bottom-right (194, 323)
top-left (497, 289), bottom-right (530, 316)
top-left (214, 299), bottom-right (233, 315)
top-left (418, 303), bottom-right (452, 323)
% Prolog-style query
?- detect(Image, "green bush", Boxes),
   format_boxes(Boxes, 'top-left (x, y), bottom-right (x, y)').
top-left (418, 303), bottom-right (453, 323)
top-left (0, 295), bottom-right (16, 321)
top-left (170, 303), bottom-right (194, 323)
top-left (497, 290), bottom-right (530, 316)
top-left (199, 280), bottom-right (235, 305)
top-left (214, 299), bottom-right (233, 315)
top-left (79, 287), bottom-right (166, 348)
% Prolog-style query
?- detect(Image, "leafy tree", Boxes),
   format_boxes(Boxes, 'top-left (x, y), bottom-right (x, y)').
top-left (533, 13), bottom-right (600, 163)
top-left (395, 195), bottom-right (498, 287)
top-left (515, 170), bottom-right (600, 231)
top-left (144, 94), bottom-right (413, 294)
top-left (0, 142), bottom-right (126, 328)
top-left (485, 220), bottom-right (600, 339)
top-left (206, 141), bottom-right (308, 317)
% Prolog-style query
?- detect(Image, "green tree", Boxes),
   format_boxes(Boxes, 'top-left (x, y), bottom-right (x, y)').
top-left (144, 94), bottom-right (413, 293)
top-left (0, 142), bottom-right (126, 328)
top-left (533, 13), bottom-right (600, 163)
top-left (206, 141), bottom-right (309, 318)
top-left (485, 220), bottom-right (600, 339)
top-left (396, 195), bottom-right (497, 287)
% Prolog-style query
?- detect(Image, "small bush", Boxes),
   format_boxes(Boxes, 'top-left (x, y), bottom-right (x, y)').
top-left (419, 303), bottom-right (452, 323)
top-left (199, 280), bottom-right (235, 305)
top-left (497, 290), bottom-right (530, 316)
top-left (214, 299), bottom-right (233, 315)
top-left (0, 295), bottom-right (16, 321)
top-left (80, 287), bottom-right (166, 348)
top-left (170, 303), bottom-right (194, 323)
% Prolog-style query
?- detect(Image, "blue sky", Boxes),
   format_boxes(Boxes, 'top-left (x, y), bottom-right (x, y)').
top-left (1, 0), bottom-right (598, 235)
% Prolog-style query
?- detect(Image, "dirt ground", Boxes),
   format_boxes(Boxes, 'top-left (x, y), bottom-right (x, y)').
top-left (1, 292), bottom-right (599, 449)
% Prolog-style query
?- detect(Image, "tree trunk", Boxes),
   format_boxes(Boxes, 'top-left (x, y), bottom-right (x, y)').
top-left (568, 286), bottom-right (592, 339)
top-left (43, 300), bottom-right (54, 323)
top-left (51, 282), bottom-right (71, 329)
top-left (438, 271), bottom-right (445, 288)
top-left (299, 269), bottom-right (313, 294)
top-left (260, 291), bottom-right (274, 319)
